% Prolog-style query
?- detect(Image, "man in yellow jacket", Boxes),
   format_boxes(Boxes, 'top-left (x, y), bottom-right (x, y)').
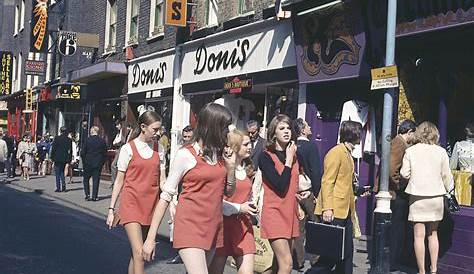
top-left (314, 120), bottom-right (362, 274)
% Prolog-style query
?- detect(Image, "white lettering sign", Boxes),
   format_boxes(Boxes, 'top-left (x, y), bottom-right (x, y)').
top-left (128, 53), bottom-right (175, 94)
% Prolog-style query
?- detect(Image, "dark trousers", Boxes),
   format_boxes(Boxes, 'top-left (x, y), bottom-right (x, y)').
top-left (4, 158), bottom-right (11, 177)
top-left (54, 162), bottom-right (66, 191)
top-left (83, 166), bottom-right (101, 199)
top-left (293, 193), bottom-right (318, 267)
top-left (10, 155), bottom-right (17, 176)
top-left (311, 215), bottom-right (354, 274)
top-left (389, 192), bottom-right (409, 270)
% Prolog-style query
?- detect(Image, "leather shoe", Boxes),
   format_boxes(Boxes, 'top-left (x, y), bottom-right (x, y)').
top-left (54, 189), bottom-right (61, 192)
top-left (91, 197), bottom-right (99, 202)
top-left (166, 254), bottom-right (183, 264)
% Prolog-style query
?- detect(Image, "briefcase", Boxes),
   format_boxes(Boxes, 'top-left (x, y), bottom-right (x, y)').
top-left (305, 221), bottom-right (346, 261)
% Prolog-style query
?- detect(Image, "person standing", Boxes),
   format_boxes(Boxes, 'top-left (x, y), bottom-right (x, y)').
top-left (388, 119), bottom-right (416, 271)
top-left (106, 111), bottom-right (163, 274)
top-left (16, 134), bottom-right (37, 181)
top-left (51, 127), bottom-right (72, 192)
top-left (65, 132), bottom-right (79, 184)
top-left (401, 121), bottom-right (454, 274)
top-left (0, 129), bottom-right (8, 181)
top-left (2, 130), bottom-right (14, 178)
top-left (313, 120), bottom-right (363, 274)
top-left (141, 103), bottom-right (236, 274)
top-left (81, 126), bottom-right (107, 201)
top-left (110, 120), bottom-right (128, 188)
top-left (247, 120), bottom-right (266, 170)
top-left (293, 118), bottom-right (321, 269)
top-left (258, 114), bottom-right (300, 274)
top-left (209, 130), bottom-right (257, 274)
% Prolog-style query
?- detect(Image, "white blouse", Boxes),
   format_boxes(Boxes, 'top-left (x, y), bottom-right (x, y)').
top-left (117, 139), bottom-right (165, 172)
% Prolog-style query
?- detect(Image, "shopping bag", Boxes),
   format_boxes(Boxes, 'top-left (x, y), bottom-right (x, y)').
top-left (253, 225), bottom-right (274, 273)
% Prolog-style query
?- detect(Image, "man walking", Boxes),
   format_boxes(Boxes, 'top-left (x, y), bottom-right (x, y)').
top-left (81, 126), bottom-right (107, 201)
top-left (389, 119), bottom-right (416, 271)
top-left (246, 120), bottom-right (266, 169)
top-left (51, 127), bottom-right (72, 192)
top-left (1, 129), bottom-right (13, 178)
top-left (0, 129), bottom-right (8, 182)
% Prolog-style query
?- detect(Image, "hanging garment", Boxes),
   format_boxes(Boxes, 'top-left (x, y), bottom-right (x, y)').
top-left (338, 100), bottom-right (377, 159)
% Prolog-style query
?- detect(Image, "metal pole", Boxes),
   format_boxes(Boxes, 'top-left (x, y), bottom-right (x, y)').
top-left (372, 0), bottom-right (397, 273)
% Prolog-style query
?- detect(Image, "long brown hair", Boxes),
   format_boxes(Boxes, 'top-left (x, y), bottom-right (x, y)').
top-left (266, 114), bottom-right (294, 152)
top-left (129, 111), bottom-right (162, 141)
top-left (193, 103), bottom-right (233, 160)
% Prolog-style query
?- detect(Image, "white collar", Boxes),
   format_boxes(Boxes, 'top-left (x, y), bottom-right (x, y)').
top-left (297, 136), bottom-right (309, 141)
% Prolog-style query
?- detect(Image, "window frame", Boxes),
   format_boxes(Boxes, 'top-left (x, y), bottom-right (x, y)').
top-left (20, 0), bottom-right (25, 31)
top-left (206, 0), bottom-right (218, 27)
top-left (238, 0), bottom-right (253, 15)
top-left (125, 0), bottom-right (140, 46)
top-left (14, 5), bottom-right (19, 36)
top-left (149, 0), bottom-right (165, 39)
top-left (17, 52), bottom-right (22, 92)
top-left (104, 0), bottom-right (117, 53)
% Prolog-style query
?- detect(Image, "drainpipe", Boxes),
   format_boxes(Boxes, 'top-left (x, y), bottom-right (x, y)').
top-left (170, 46), bottom-right (186, 162)
top-left (372, 0), bottom-right (397, 273)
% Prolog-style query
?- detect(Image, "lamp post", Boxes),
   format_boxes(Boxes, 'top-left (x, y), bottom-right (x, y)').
top-left (372, 0), bottom-right (397, 273)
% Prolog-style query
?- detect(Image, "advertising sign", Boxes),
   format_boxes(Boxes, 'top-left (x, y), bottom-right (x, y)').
top-left (0, 51), bottom-right (13, 95)
top-left (165, 0), bottom-right (187, 27)
top-left (30, 0), bottom-right (49, 53)
top-left (25, 60), bottom-right (46, 76)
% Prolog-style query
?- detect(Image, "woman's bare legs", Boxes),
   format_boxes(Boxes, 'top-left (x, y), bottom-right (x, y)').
top-left (124, 223), bottom-right (148, 274)
top-left (270, 238), bottom-right (293, 274)
top-left (179, 248), bottom-right (210, 274)
top-left (414, 222), bottom-right (426, 274)
top-left (427, 222), bottom-right (439, 273)
top-left (234, 254), bottom-right (254, 274)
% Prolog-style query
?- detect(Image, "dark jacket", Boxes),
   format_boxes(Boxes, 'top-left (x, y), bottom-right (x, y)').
top-left (250, 136), bottom-right (266, 169)
top-left (296, 137), bottom-right (322, 195)
top-left (3, 135), bottom-right (14, 157)
top-left (80, 135), bottom-right (107, 169)
top-left (51, 134), bottom-right (72, 164)
top-left (389, 134), bottom-right (408, 192)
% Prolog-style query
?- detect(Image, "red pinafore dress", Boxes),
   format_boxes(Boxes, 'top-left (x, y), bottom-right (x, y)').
top-left (216, 176), bottom-right (256, 257)
top-left (118, 141), bottom-right (160, 225)
top-left (173, 146), bottom-right (227, 250)
top-left (260, 151), bottom-right (300, 239)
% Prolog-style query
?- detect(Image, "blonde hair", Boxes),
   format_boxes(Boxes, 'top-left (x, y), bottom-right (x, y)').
top-left (227, 129), bottom-right (244, 153)
top-left (90, 126), bottom-right (100, 135)
top-left (415, 121), bottom-right (439, 145)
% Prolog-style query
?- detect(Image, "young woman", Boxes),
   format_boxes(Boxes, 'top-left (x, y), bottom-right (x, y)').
top-left (142, 103), bottom-right (237, 274)
top-left (65, 132), bottom-right (79, 184)
top-left (17, 134), bottom-right (37, 181)
top-left (258, 114), bottom-right (299, 274)
top-left (209, 130), bottom-right (258, 274)
top-left (106, 111), bottom-right (163, 274)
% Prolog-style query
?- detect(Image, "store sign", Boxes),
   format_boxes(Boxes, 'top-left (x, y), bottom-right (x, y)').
top-left (58, 31), bottom-right (77, 56)
top-left (293, 1), bottom-right (366, 83)
top-left (0, 51), bottom-right (13, 95)
top-left (56, 84), bottom-right (81, 100)
top-left (25, 60), bottom-right (46, 76)
top-left (181, 20), bottom-right (295, 84)
top-left (30, 0), bottom-right (49, 53)
top-left (370, 65), bottom-right (399, 90)
top-left (165, 0), bottom-right (187, 27)
top-left (128, 53), bottom-right (175, 94)
top-left (224, 76), bottom-right (252, 94)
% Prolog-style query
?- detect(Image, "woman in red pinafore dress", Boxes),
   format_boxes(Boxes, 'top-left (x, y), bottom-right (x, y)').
top-left (210, 130), bottom-right (257, 274)
top-left (258, 114), bottom-right (300, 274)
top-left (142, 103), bottom-right (237, 274)
top-left (106, 111), bottom-right (163, 274)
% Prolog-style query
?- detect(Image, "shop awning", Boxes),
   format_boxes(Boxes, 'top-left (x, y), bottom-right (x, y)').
top-left (70, 62), bottom-right (127, 83)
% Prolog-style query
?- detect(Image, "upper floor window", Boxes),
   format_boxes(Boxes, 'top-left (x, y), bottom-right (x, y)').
top-left (105, 0), bottom-right (117, 52)
top-left (149, 0), bottom-right (164, 37)
top-left (126, 0), bottom-right (140, 44)
top-left (14, 5), bottom-right (19, 35)
top-left (17, 52), bottom-right (23, 92)
top-left (206, 0), bottom-right (218, 26)
top-left (239, 0), bottom-right (253, 14)
top-left (20, 0), bottom-right (25, 31)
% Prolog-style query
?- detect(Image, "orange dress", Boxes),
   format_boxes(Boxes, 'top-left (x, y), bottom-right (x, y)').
top-left (119, 141), bottom-right (160, 226)
top-left (173, 146), bottom-right (227, 250)
top-left (216, 177), bottom-right (256, 257)
top-left (260, 151), bottom-right (300, 239)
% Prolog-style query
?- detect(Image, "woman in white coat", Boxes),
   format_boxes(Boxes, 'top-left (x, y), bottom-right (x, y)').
top-left (401, 121), bottom-right (454, 274)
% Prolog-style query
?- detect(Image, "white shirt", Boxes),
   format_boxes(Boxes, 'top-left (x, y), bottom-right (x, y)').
top-left (117, 139), bottom-right (165, 172)
top-left (0, 139), bottom-right (7, 162)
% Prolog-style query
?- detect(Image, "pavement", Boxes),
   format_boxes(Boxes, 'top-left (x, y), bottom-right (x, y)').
top-left (1, 174), bottom-right (416, 274)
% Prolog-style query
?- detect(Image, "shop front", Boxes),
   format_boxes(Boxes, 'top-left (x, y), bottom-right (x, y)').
top-left (180, 18), bottom-right (298, 137)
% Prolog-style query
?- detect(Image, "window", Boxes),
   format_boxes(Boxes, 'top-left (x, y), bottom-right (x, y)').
top-left (20, 0), bottom-right (25, 31)
top-left (14, 5), bottom-right (19, 35)
top-left (206, 0), bottom-right (218, 26)
top-left (12, 56), bottom-right (17, 91)
top-left (239, 0), bottom-right (253, 14)
top-left (105, 0), bottom-right (117, 52)
top-left (45, 34), bottom-right (53, 82)
top-left (149, 0), bottom-right (164, 37)
top-left (17, 52), bottom-right (22, 92)
top-left (127, 0), bottom-right (139, 44)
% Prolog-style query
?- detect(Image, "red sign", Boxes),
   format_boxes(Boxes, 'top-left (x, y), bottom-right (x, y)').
top-left (223, 76), bottom-right (252, 94)
top-left (25, 60), bottom-right (46, 76)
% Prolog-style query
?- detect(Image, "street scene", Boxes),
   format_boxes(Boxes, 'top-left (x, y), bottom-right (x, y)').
top-left (0, 1), bottom-right (473, 274)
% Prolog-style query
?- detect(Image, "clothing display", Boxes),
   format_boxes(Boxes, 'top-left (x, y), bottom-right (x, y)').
top-left (214, 95), bottom-right (256, 130)
top-left (450, 139), bottom-right (474, 173)
top-left (452, 170), bottom-right (472, 206)
top-left (339, 100), bottom-right (377, 158)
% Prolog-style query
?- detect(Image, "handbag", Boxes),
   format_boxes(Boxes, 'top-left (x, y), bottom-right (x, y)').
top-left (444, 188), bottom-right (460, 213)
top-left (305, 221), bottom-right (346, 261)
top-left (253, 225), bottom-right (274, 273)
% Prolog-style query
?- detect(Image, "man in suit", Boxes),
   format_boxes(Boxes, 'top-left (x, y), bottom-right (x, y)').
top-left (389, 119), bottom-right (416, 271)
top-left (314, 120), bottom-right (362, 274)
top-left (81, 126), bottom-right (107, 201)
top-left (51, 126), bottom-right (72, 192)
top-left (247, 120), bottom-right (266, 169)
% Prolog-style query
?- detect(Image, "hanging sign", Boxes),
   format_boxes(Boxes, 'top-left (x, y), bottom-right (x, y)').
top-left (223, 76), bottom-right (252, 94)
top-left (58, 31), bottom-right (78, 56)
top-left (370, 65), bottom-right (399, 90)
top-left (0, 51), bottom-right (13, 95)
top-left (25, 60), bottom-right (46, 76)
top-left (165, 0), bottom-right (187, 27)
top-left (56, 84), bottom-right (81, 99)
top-left (30, 0), bottom-right (49, 53)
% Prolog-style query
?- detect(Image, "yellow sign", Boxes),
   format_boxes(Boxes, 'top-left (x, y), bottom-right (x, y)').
top-left (370, 65), bottom-right (399, 90)
top-left (165, 0), bottom-right (187, 27)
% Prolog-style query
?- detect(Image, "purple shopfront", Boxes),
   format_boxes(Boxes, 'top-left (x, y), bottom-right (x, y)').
top-left (294, 1), bottom-right (474, 273)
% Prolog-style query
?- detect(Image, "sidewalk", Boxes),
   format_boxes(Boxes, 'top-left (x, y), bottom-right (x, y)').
top-left (5, 174), bottom-right (413, 274)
